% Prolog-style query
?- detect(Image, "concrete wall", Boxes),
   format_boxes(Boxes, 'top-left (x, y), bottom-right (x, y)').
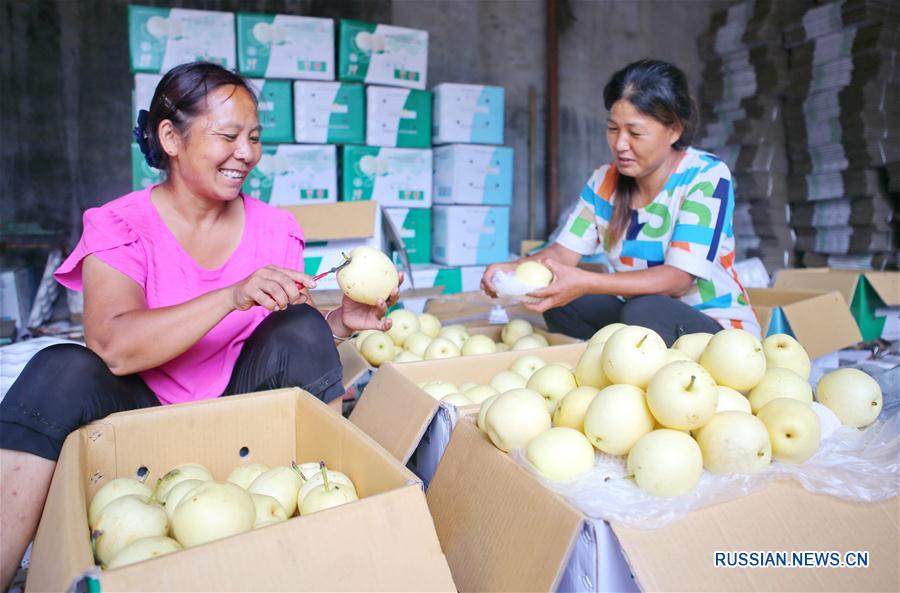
top-left (1, 0), bottom-right (730, 256)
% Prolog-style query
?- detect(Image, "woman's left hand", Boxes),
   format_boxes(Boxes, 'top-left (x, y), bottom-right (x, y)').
top-left (339, 271), bottom-right (404, 332)
top-left (523, 260), bottom-right (592, 313)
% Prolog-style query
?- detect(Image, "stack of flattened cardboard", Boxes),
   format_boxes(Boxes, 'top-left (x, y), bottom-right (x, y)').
top-left (783, 0), bottom-right (900, 265)
top-left (696, 0), bottom-right (806, 273)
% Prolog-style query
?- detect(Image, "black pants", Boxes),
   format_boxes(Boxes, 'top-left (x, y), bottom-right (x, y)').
top-left (543, 294), bottom-right (724, 346)
top-left (0, 304), bottom-right (342, 461)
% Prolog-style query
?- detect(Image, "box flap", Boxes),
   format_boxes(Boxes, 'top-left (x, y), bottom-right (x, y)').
top-left (750, 288), bottom-right (862, 358)
top-left (425, 291), bottom-right (546, 327)
top-left (612, 481), bottom-right (899, 592)
top-left (96, 485), bottom-right (455, 592)
top-left (348, 362), bottom-right (441, 464)
top-left (26, 432), bottom-right (93, 593)
top-left (282, 201), bottom-right (378, 242)
top-left (427, 419), bottom-right (584, 592)
top-left (339, 340), bottom-right (372, 389)
top-left (864, 272), bottom-right (900, 306)
top-left (773, 268), bottom-right (860, 304)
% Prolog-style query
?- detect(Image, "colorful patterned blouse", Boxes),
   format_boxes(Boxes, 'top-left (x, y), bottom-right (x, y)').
top-left (556, 147), bottom-right (760, 336)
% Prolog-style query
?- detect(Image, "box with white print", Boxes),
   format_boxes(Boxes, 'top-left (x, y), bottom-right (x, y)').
top-left (237, 13), bottom-right (334, 80)
top-left (432, 205), bottom-right (509, 265)
top-left (342, 146), bottom-right (433, 208)
top-left (128, 5), bottom-right (235, 74)
top-left (338, 20), bottom-right (428, 90)
top-left (243, 144), bottom-right (337, 205)
top-left (433, 144), bottom-right (514, 205)
top-left (366, 86), bottom-right (432, 148)
top-left (26, 388), bottom-right (456, 592)
top-left (293, 81), bottom-right (365, 144)
top-left (432, 83), bottom-right (505, 145)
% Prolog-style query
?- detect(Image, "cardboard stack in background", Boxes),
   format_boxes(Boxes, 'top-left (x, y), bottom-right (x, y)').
top-left (783, 0), bottom-right (900, 268)
top-left (696, 0), bottom-right (804, 274)
top-left (430, 84), bottom-right (512, 267)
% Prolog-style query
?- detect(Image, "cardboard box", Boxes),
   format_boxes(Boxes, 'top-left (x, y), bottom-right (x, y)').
top-left (366, 86), bottom-right (432, 148)
top-left (747, 287), bottom-right (862, 358)
top-left (433, 144), bottom-right (514, 205)
top-left (248, 79), bottom-right (294, 143)
top-left (428, 416), bottom-right (899, 593)
top-left (132, 73), bottom-right (162, 125)
top-left (293, 81), bottom-right (365, 144)
top-left (338, 20), bottom-right (428, 89)
top-left (399, 265), bottom-right (487, 295)
top-left (128, 5), bottom-right (235, 74)
top-left (130, 142), bottom-right (164, 191)
top-left (237, 13), bottom-right (334, 80)
top-left (26, 388), bottom-right (456, 592)
top-left (282, 201), bottom-right (382, 290)
top-left (424, 290), bottom-right (546, 328)
top-left (349, 343), bottom-right (583, 478)
top-left (244, 144), bottom-right (337, 205)
top-left (432, 205), bottom-right (509, 265)
top-left (342, 146), bottom-right (433, 207)
top-left (385, 208), bottom-right (431, 264)
top-left (432, 83), bottom-right (505, 145)
top-left (773, 268), bottom-right (900, 341)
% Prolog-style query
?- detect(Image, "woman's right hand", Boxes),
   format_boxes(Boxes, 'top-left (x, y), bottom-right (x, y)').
top-left (480, 261), bottom-right (520, 298)
top-left (231, 265), bottom-right (316, 312)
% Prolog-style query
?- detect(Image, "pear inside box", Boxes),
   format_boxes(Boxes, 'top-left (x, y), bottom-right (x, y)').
top-left (27, 388), bottom-right (455, 593)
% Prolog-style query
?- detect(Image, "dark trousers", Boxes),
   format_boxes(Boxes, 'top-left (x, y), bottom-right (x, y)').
top-left (0, 304), bottom-right (342, 461)
top-left (543, 294), bottom-right (724, 346)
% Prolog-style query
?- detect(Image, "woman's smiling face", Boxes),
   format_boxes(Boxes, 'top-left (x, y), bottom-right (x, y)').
top-left (606, 99), bottom-right (681, 181)
top-left (171, 84), bottom-right (261, 201)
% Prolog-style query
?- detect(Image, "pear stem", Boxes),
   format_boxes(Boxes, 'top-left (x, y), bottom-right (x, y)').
top-left (291, 461), bottom-right (309, 482)
top-left (319, 461), bottom-right (331, 492)
top-left (148, 477), bottom-right (163, 505)
top-left (687, 375), bottom-right (696, 390)
top-left (637, 335), bottom-right (648, 348)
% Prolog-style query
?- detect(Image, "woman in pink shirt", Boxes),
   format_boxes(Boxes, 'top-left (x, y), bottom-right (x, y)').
top-left (0, 62), bottom-right (398, 587)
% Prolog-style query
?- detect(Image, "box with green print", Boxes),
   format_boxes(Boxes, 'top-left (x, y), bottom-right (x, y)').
top-left (385, 208), bottom-right (431, 264)
top-left (237, 13), bottom-right (334, 80)
top-left (432, 83), bottom-right (505, 145)
top-left (247, 79), bottom-right (293, 143)
top-left (131, 142), bottom-right (164, 191)
top-left (433, 144), bottom-right (514, 205)
top-left (342, 146), bottom-right (432, 207)
top-left (366, 86), bottom-right (432, 148)
top-left (243, 144), bottom-right (336, 205)
top-left (293, 82), bottom-right (365, 144)
top-left (432, 205), bottom-right (509, 266)
top-left (128, 5), bottom-right (235, 74)
top-left (338, 20), bottom-right (428, 90)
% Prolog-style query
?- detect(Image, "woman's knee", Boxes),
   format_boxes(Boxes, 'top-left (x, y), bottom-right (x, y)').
top-left (620, 294), bottom-right (673, 324)
top-left (266, 304), bottom-right (334, 351)
top-left (1, 344), bottom-right (108, 443)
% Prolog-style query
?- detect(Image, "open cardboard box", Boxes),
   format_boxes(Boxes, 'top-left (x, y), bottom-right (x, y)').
top-left (429, 418), bottom-right (899, 593)
top-left (340, 324), bottom-right (580, 395)
top-left (417, 348), bottom-right (899, 592)
top-left (348, 343), bottom-right (585, 485)
top-left (747, 287), bottom-right (863, 358)
top-left (27, 388), bottom-right (455, 592)
top-left (773, 268), bottom-right (900, 341)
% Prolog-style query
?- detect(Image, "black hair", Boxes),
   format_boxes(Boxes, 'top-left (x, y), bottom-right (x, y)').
top-left (133, 61), bottom-right (257, 172)
top-left (602, 59), bottom-right (698, 248)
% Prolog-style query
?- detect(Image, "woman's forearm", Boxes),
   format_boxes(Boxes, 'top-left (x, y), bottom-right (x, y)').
top-left (87, 287), bottom-right (237, 376)
top-left (584, 265), bottom-right (694, 298)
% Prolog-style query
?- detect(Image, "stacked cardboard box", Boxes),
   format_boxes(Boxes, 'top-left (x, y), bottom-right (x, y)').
top-left (783, 0), bottom-right (900, 265)
top-left (696, 0), bottom-right (805, 273)
top-left (430, 84), bottom-right (513, 266)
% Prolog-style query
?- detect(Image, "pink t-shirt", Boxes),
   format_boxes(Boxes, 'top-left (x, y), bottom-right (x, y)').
top-left (55, 186), bottom-right (305, 405)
